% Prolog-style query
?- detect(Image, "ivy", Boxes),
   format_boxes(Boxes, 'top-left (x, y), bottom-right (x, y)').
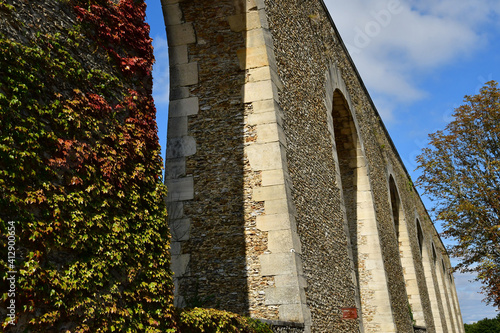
top-left (0, 1), bottom-right (276, 332)
top-left (0, 0), bottom-right (175, 331)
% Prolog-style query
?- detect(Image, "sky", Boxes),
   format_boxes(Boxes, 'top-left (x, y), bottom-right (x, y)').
top-left (144, 0), bottom-right (500, 324)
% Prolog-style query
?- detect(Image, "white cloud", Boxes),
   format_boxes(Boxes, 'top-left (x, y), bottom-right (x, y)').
top-left (151, 35), bottom-right (170, 105)
top-left (324, 0), bottom-right (496, 119)
top-left (453, 270), bottom-right (498, 323)
top-left (325, 1), bottom-right (500, 321)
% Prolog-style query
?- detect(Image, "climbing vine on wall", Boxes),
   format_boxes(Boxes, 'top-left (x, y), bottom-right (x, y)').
top-left (0, 0), bottom-right (274, 331)
top-left (0, 0), bottom-right (176, 331)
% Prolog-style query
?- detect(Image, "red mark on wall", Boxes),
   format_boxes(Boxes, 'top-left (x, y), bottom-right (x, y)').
top-left (342, 307), bottom-right (358, 319)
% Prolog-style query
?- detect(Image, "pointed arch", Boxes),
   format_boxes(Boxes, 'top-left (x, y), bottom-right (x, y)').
top-left (325, 63), bottom-right (396, 332)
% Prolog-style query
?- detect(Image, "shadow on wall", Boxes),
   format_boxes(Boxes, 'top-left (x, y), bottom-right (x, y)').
top-left (163, 0), bottom-right (250, 315)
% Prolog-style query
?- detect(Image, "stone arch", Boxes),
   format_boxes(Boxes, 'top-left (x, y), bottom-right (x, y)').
top-left (387, 173), bottom-right (425, 326)
top-left (161, 0), bottom-right (311, 327)
top-left (437, 255), bottom-right (457, 332)
top-left (325, 63), bottom-right (396, 332)
top-left (420, 222), bottom-right (446, 333)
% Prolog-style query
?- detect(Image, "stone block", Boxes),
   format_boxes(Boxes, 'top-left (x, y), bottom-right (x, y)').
top-left (265, 286), bottom-right (302, 305)
top-left (166, 136), bottom-right (196, 158)
top-left (167, 23), bottom-right (196, 46)
top-left (246, 142), bottom-right (283, 171)
top-left (246, 28), bottom-right (273, 48)
top-left (162, 3), bottom-right (182, 26)
top-left (243, 80), bottom-right (278, 103)
top-left (278, 304), bottom-right (305, 322)
top-left (265, 198), bottom-right (292, 215)
top-left (169, 97), bottom-right (199, 117)
top-left (171, 253), bottom-right (190, 277)
top-left (170, 62), bottom-right (198, 87)
top-left (166, 176), bottom-right (194, 202)
top-left (247, 111), bottom-right (280, 126)
top-left (233, 0), bottom-right (264, 14)
top-left (260, 252), bottom-right (302, 276)
top-left (253, 184), bottom-right (286, 201)
top-left (237, 45), bottom-right (274, 70)
top-left (165, 201), bottom-right (184, 219)
top-left (169, 44), bottom-right (188, 65)
top-left (227, 11), bottom-right (262, 32)
top-left (261, 169), bottom-right (285, 186)
top-left (247, 66), bottom-right (271, 82)
top-left (267, 229), bottom-right (302, 254)
top-left (258, 9), bottom-right (269, 29)
top-left (167, 116), bottom-right (188, 138)
top-left (275, 274), bottom-right (308, 289)
top-left (169, 218), bottom-right (191, 241)
top-left (170, 241), bottom-right (182, 255)
top-left (256, 122), bottom-right (286, 145)
top-left (170, 86), bottom-right (190, 100)
top-left (165, 157), bottom-right (186, 179)
top-left (252, 99), bottom-right (279, 113)
top-left (256, 213), bottom-right (296, 232)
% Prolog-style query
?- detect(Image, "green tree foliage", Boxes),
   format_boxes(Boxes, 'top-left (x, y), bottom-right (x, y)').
top-left (416, 81), bottom-right (500, 309)
top-left (464, 314), bottom-right (500, 333)
top-left (0, 0), bottom-right (176, 330)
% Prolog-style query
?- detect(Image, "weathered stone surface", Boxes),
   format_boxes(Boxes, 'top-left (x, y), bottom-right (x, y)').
top-left (166, 136), bottom-right (196, 158)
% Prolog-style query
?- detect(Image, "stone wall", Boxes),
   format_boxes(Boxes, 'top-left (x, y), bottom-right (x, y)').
top-left (163, 0), bottom-right (465, 332)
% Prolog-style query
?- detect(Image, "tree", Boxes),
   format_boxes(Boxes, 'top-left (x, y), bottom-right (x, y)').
top-left (464, 314), bottom-right (500, 333)
top-left (416, 80), bottom-right (500, 309)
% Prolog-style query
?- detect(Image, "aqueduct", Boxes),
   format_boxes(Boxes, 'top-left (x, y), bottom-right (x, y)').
top-left (162, 0), bottom-right (464, 332)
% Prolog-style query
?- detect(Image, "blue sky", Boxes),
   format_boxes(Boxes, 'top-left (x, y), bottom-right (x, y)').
top-left (145, 0), bottom-right (499, 324)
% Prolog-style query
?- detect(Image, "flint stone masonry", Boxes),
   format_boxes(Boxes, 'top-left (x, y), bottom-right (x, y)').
top-left (162, 0), bottom-right (464, 332)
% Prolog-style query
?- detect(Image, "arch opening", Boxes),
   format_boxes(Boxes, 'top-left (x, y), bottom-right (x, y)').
top-left (330, 89), bottom-right (396, 332)
top-left (389, 175), bottom-right (427, 326)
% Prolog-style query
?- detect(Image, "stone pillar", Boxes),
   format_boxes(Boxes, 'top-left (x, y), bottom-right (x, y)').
top-left (355, 156), bottom-right (397, 332)
top-left (389, 177), bottom-right (426, 327)
top-left (235, 0), bottom-right (311, 328)
top-left (437, 258), bottom-right (456, 333)
top-left (162, 0), bottom-right (198, 308)
top-left (448, 273), bottom-right (465, 333)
